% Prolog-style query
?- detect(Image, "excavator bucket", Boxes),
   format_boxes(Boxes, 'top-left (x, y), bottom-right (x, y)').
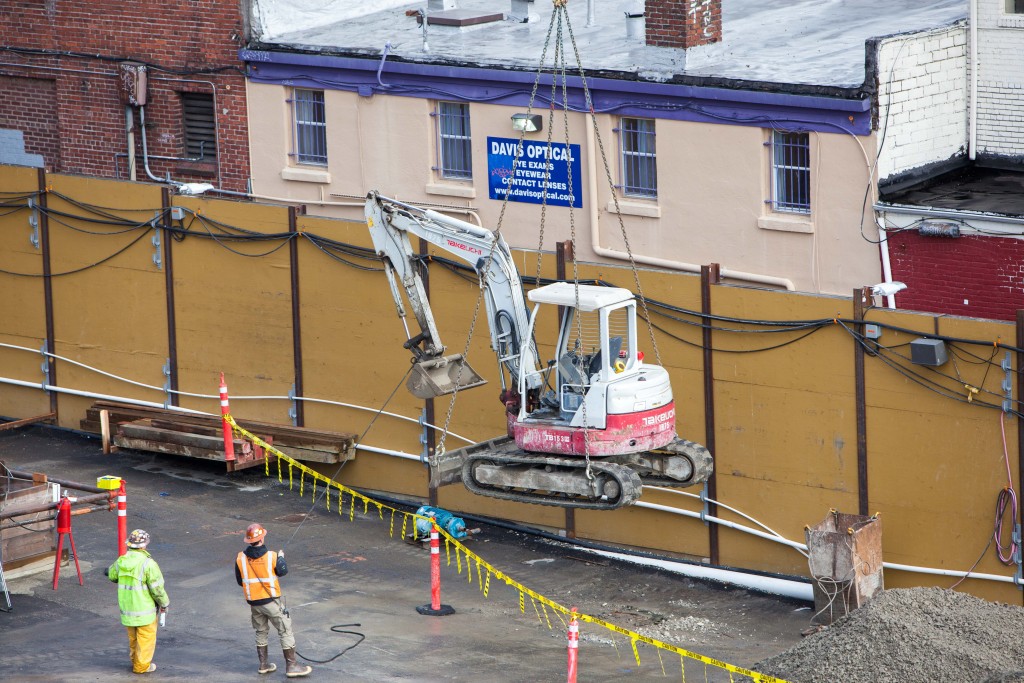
top-left (407, 354), bottom-right (487, 399)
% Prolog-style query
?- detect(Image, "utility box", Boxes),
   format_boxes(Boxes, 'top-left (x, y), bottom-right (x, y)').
top-left (805, 510), bottom-right (883, 626)
top-left (910, 338), bottom-right (948, 366)
top-left (118, 62), bottom-right (148, 107)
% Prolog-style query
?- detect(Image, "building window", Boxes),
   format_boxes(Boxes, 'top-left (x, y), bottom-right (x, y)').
top-left (770, 131), bottom-right (811, 214)
top-left (619, 117), bottom-right (657, 198)
top-left (291, 89), bottom-right (327, 166)
top-left (181, 92), bottom-right (216, 162)
top-left (436, 101), bottom-right (472, 180)
top-left (1006, 0), bottom-right (1024, 13)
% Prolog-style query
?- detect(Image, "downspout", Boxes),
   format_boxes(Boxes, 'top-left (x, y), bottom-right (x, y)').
top-left (876, 217), bottom-right (897, 309)
top-left (585, 120), bottom-right (795, 290)
top-left (138, 105), bottom-right (167, 183)
top-left (969, 0), bottom-right (978, 160)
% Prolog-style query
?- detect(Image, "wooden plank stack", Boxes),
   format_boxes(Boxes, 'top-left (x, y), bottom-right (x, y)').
top-left (0, 471), bottom-right (56, 573)
top-left (81, 402), bottom-right (357, 471)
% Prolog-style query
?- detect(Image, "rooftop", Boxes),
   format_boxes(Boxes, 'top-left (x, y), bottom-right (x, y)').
top-left (255, 0), bottom-right (967, 90)
top-left (880, 165), bottom-right (1024, 218)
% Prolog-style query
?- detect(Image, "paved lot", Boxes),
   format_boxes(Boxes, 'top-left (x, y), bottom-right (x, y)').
top-left (0, 427), bottom-right (807, 682)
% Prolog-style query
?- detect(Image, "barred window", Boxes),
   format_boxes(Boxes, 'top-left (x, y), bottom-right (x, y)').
top-left (291, 89), bottom-right (327, 166)
top-left (619, 117), bottom-right (657, 198)
top-left (181, 92), bottom-right (216, 162)
top-left (436, 102), bottom-right (472, 180)
top-left (770, 131), bottom-right (810, 214)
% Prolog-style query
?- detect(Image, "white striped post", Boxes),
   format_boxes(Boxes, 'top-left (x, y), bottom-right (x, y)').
top-left (219, 372), bottom-right (235, 462)
top-left (415, 523), bottom-right (454, 616)
top-left (567, 606), bottom-right (579, 683)
top-left (117, 480), bottom-right (127, 556)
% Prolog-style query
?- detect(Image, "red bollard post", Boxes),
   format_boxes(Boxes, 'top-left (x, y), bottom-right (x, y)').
top-left (52, 495), bottom-right (83, 589)
top-left (117, 480), bottom-right (127, 556)
top-left (415, 524), bottom-right (455, 616)
top-left (567, 606), bottom-right (579, 683)
top-left (219, 372), bottom-right (236, 462)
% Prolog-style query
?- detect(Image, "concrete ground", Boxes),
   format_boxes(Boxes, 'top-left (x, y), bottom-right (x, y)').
top-left (0, 427), bottom-right (808, 682)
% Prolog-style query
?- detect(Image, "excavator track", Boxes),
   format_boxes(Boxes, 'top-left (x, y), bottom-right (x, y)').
top-left (460, 443), bottom-right (643, 510)
top-left (605, 438), bottom-right (714, 489)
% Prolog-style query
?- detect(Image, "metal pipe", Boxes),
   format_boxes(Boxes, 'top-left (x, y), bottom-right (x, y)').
top-left (0, 376), bottom-right (205, 413)
top-left (701, 264), bottom-right (720, 565)
top-left (853, 287), bottom-right (870, 516)
top-left (969, 0), bottom-right (978, 161)
top-left (354, 443), bottom-right (421, 461)
top-left (876, 219), bottom-right (898, 309)
top-left (162, 187), bottom-right (179, 407)
top-left (288, 206), bottom-right (305, 427)
top-left (138, 105), bottom-right (167, 183)
top-left (151, 76), bottom-right (223, 188)
top-left (7, 470), bottom-right (108, 494)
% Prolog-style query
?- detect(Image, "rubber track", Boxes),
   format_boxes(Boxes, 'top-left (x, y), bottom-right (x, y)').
top-left (635, 438), bottom-right (715, 489)
top-left (462, 453), bottom-right (643, 510)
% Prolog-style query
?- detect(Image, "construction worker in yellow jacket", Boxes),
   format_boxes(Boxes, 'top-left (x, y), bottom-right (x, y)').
top-left (234, 523), bottom-right (312, 678)
top-left (107, 529), bottom-right (169, 674)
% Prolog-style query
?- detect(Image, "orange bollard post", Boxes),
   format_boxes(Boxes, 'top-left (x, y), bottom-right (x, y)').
top-left (415, 524), bottom-right (455, 616)
top-left (52, 495), bottom-right (83, 589)
top-left (117, 480), bottom-right (127, 556)
top-left (567, 606), bottom-right (579, 683)
top-left (219, 372), bottom-right (235, 462)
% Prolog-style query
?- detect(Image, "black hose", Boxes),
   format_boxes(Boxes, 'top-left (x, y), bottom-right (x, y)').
top-left (295, 623), bottom-right (364, 664)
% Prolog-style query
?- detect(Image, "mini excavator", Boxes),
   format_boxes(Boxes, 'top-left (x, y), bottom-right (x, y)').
top-left (364, 192), bottom-right (712, 510)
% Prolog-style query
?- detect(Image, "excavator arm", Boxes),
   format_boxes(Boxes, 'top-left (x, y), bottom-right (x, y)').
top-left (364, 191), bottom-right (541, 398)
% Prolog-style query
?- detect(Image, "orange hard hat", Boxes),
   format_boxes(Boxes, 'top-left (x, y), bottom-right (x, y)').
top-left (244, 523), bottom-right (267, 543)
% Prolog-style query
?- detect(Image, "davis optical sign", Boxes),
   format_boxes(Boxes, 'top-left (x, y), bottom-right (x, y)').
top-left (487, 137), bottom-right (582, 208)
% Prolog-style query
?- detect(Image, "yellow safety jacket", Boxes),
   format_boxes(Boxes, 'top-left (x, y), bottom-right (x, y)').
top-left (108, 549), bottom-right (170, 627)
top-left (236, 550), bottom-right (282, 603)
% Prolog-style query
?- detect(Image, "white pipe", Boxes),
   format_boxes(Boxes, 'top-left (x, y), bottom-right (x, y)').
top-left (585, 120), bottom-right (796, 291)
top-left (586, 0), bottom-right (596, 27)
top-left (588, 547), bottom-right (814, 601)
top-left (883, 562), bottom-right (1015, 584)
top-left (876, 218), bottom-right (897, 309)
top-left (0, 376), bottom-right (205, 413)
top-left (139, 105), bottom-right (167, 184)
top-left (969, 0), bottom-right (978, 161)
top-left (355, 443), bottom-right (422, 461)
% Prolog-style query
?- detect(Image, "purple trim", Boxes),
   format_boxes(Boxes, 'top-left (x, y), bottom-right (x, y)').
top-left (242, 49), bottom-right (872, 136)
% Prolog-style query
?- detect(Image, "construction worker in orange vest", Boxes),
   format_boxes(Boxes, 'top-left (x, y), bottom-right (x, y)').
top-left (234, 523), bottom-right (312, 678)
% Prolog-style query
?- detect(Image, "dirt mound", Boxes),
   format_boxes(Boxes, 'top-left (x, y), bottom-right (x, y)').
top-left (754, 587), bottom-right (1024, 683)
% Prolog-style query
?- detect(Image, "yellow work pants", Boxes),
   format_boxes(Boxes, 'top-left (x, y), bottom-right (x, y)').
top-left (126, 618), bottom-right (158, 673)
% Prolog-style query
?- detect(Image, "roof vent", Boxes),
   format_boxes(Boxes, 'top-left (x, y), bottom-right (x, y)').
top-left (625, 2), bottom-right (644, 41)
top-left (509, 0), bottom-right (538, 24)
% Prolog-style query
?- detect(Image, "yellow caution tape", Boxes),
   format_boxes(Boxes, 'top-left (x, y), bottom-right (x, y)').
top-left (223, 414), bottom-right (789, 683)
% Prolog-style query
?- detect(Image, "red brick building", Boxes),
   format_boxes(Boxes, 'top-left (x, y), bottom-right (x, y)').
top-left (0, 1), bottom-right (251, 192)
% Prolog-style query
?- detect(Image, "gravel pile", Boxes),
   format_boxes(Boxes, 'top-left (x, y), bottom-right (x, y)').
top-left (755, 588), bottom-right (1024, 683)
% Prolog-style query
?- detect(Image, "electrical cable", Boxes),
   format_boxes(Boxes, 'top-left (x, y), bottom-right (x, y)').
top-left (294, 624), bottom-right (365, 664)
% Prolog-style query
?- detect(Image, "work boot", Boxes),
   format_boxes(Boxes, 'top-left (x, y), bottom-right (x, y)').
top-left (283, 648), bottom-right (312, 678)
top-left (256, 645), bottom-right (276, 674)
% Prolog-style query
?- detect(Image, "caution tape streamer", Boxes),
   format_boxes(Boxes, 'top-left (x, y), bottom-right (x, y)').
top-left (224, 414), bottom-right (789, 683)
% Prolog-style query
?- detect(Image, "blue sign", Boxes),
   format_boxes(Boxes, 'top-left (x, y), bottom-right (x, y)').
top-left (487, 137), bottom-right (582, 209)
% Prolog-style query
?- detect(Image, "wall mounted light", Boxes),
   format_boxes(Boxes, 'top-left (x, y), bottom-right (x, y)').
top-left (511, 113), bottom-right (543, 133)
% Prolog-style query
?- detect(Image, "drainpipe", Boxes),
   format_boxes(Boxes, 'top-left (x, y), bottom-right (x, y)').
top-left (876, 217), bottom-right (897, 309)
top-left (969, 0), bottom-right (978, 160)
top-left (585, 121), bottom-right (795, 290)
top-left (125, 106), bottom-right (137, 181)
top-left (587, 0), bottom-right (596, 27)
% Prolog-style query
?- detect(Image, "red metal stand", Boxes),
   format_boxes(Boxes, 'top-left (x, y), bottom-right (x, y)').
top-left (567, 607), bottom-right (579, 683)
top-left (415, 524), bottom-right (454, 616)
top-left (117, 480), bottom-right (127, 556)
top-left (52, 495), bottom-right (83, 589)
top-left (219, 372), bottom-right (235, 462)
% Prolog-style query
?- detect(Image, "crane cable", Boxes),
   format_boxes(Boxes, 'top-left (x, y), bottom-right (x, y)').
top-left (433, 5), bottom-right (560, 459)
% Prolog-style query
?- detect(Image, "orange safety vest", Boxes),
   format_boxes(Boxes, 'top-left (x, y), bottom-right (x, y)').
top-left (236, 550), bottom-right (282, 602)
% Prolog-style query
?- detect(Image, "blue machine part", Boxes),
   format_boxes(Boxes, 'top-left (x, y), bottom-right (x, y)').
top-left (414, 505), bottom-right (468, 539)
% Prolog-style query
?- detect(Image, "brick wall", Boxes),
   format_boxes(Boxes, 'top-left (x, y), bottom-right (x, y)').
top-left (887, 231), bottom-right (1024, 322)
top-left (646, 0), bottom-right (722, 49)
top-left (0, 76), bottom-right (61, 169)
top-left (976, 0), bottom-right (1024, 157)
top-left (0, 1), bottom-right (251, 192)
top-left (875, 24), bottom-right (968, 181)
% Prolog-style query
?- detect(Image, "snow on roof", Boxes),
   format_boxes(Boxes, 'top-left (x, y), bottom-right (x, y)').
top-left (253, 0), bottom-right (967, 89)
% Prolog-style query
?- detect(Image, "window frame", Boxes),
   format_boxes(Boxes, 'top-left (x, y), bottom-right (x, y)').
top-left (290, 88), bottom-right (327, 167)
top-left (618, 117), bottom-right (658, 199)
top-left (435, 101), bottom-right (472, 180)
top-left (769, 130), bottom-right (811, 215)
top-left (1006, 0), bottom-right (1024, 14)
